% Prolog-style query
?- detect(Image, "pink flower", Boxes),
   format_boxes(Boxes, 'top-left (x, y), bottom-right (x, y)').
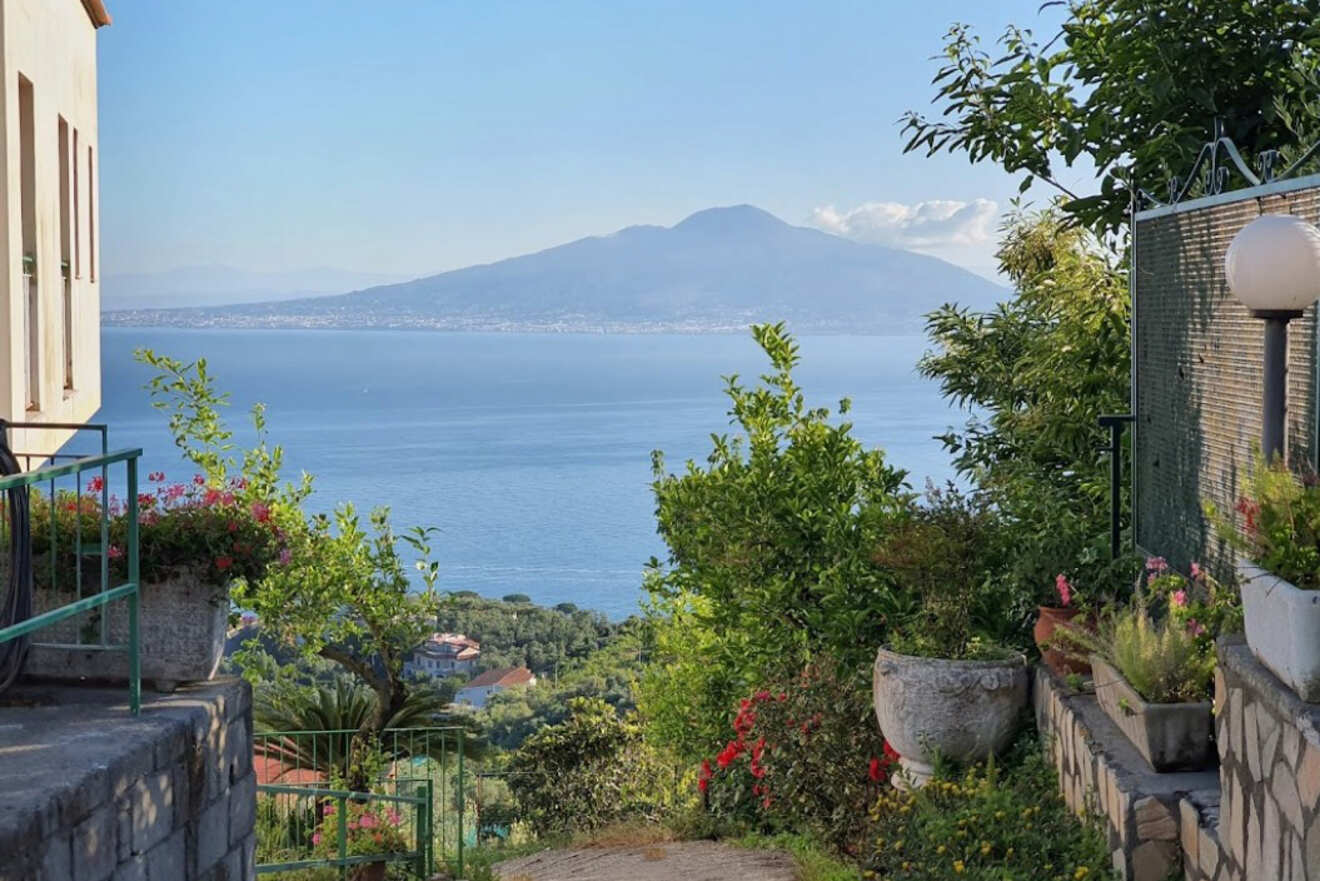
top-left (358, 813), bottom-right (377, 829)
top-left (108, 545), bottom-right (124, 560)
top-left (164, 483), bottom-right (186, 501)
top-left (1171, 590), bottom-right (1188, 608)
top-left (148, 471), bottom-right (165, 483)
top-left (1055, 574), bottom-right (1073, 607)
top-left (1146, 556), bottom-right (1168, 574)
top-left (1187, 618), bottom-right (1206, 637)
top-left (311, 832), bottom-right (321, 845)
top-left (323, 803), bottom-right (335, 815)
top-left (278, 547), bottom-right (292, 566)
top-left (193, 474), bottom-right (206, 486)
top-left (1190, 562), bottom-right (1203, 580)
top-left (87, 476), bottom-right (104, 494)
top-left (251, 501), bottom-right (271, 523)
top-left (203, 488), bottom-right (222, 507)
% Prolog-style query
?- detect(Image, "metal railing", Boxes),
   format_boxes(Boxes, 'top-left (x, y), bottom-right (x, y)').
top-left (253, 726), bottom-right (470, 876)
top-left (256, 779), bottom-right (432, 878)
top-left (0, 433), bottom-right (143, 713)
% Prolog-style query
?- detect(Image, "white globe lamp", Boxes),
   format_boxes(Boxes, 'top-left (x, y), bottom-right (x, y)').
top-left (1224, 214), bottom-right (1320, 462)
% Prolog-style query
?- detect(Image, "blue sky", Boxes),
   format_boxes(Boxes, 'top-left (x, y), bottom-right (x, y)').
top-left (99, 0), bottom-right (1086, 283)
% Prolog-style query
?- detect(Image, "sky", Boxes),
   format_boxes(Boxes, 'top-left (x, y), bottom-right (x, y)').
top-left (98, 0), bottom-right (1093, 285)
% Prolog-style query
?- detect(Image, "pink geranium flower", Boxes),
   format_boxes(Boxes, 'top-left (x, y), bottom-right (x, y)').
top-left (1146, 556), bottom-right (1168, 573)
top-left (1171, 590), bottom-right (1187, 608)
top-left (1055, 574), bottom-right (1072, 607)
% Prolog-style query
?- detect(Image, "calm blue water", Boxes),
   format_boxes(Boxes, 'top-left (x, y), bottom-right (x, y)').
top-left (93, 329), bottom-right (962, 618)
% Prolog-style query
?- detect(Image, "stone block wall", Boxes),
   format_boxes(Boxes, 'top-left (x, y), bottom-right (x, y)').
top-left (0, 678), bottom-right (256, 881)
top-left (1034, 666), bottom-right (1224, 881)
top-left (1216, 643), bottom-right (1320, 880)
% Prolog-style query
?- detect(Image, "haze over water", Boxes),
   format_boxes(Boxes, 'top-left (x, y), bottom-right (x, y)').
top-left (95, 328), bottom-right (961, 618)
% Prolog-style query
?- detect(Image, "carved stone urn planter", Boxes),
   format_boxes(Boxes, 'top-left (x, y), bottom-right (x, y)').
top-left (1238, 560), bottom-right (1320, 702)
top-left (872, 646), bottom-right (1029, 788)
top-left (25, 568), bottom-right (229, 691)
top-left (1090, 655), bottom-right (1214, 772)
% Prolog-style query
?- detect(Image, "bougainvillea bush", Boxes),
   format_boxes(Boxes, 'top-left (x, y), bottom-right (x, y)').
top-left (29, 471), bottom-right (289, 587)
top-left (864, 738), bottom-right (1114, 881)
top-left (701, 658), bottom-right (894, 853)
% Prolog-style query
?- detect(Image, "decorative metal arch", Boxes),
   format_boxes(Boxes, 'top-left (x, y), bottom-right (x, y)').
top-left (1137, 119), bottom-right (1320, 209)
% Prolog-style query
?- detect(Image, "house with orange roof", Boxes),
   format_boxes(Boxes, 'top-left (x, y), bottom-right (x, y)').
top-left (455, 666), bottom-right (535, 709)
top-left (404, 631), bottom-right (481, 678)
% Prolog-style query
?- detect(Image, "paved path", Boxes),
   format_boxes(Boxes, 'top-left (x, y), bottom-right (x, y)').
top-left (492, 840), bottom-right (798, 881)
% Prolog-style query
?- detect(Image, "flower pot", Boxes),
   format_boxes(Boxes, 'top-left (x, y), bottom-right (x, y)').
top-left (24, 569), bottom-right (229, 690)
top-left (872, 646), bottom-right (1029, 789)
top-left (351, 861), bottom-right (387, 881)
top-left (1090, 655), bottom-right (1213, 772)
top-left (1033, 605), bottom-right (1091, 677)
top-left (1238, 560), bottom-right (1320, 702)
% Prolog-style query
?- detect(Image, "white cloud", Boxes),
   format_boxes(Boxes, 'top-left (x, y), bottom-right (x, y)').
top-left (809, 198), bottom-right (998, 249)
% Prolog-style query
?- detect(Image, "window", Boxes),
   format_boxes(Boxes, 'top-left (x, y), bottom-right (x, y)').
top-left (58, 118), bottom-right (72, 390)
top-left (87, 146), bottom-right (96, 283)
top-left (73, 129), bottom-right (80, 278)
top-left (19, 76), bottom-right (38, 410)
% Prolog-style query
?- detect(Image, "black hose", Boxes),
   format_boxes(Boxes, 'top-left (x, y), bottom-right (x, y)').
top-left (0, 420), bottom-right (32, 693)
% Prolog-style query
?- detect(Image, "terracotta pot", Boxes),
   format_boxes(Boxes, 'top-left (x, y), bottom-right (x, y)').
top-left (351, 861), bottom-right (387, 881)
top-left (1033, 605), bottom-right (1090, 677)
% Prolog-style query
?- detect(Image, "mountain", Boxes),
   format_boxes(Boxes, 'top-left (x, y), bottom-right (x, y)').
top-left (101, 265), bottom-right (411, 309)
top-left (104, 206), bottom-right (1004, 333)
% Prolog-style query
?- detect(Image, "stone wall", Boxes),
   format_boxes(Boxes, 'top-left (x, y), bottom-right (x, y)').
top-left (1034, 666), bottom-right (1224, 881)
top-left (1039, 644), bottom-right (1320, 881)
top-left (0, 677), bottom-right (256, 881)
top-left (1216, 643), bottom-right (1320, 880)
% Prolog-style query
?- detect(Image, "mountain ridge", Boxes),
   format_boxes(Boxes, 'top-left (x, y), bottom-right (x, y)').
top-left (103, 205), bottom-right (1004, 334)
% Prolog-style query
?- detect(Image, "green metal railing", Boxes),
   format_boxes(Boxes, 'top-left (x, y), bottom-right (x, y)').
top-left (256, 779), bottom-right (432, 878)
top-left (0, 437), bottom-right (143, 713)
top-left (253, 726), bottom-right (470, 877)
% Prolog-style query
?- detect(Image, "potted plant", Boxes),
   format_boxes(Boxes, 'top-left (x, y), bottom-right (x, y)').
top-left (1211, 460), bottom-right (1320, 701)
top-left (311, 799), bottom-right (412, 881)
top-left (25, 473), bottom-right (287, 689)
top-left (871, 486), bottom-right (1029, 789)
top-left (1035, 574), bottom-right (1090, 676)
top-left (1065, 559), bottom-right (1226, 772)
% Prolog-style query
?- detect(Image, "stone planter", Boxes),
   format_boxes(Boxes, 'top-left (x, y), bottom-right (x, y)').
top-left (1237, 559), bottom-right (1320, 702)
top-left (25, 568), bottom-right (229, 691)
top-left (1089, 655), bottom-right (1213, 772)
top-left (1033, 605), bottom-right (1091, 677)
top-left (872, 646), bottom-right (1028, 788)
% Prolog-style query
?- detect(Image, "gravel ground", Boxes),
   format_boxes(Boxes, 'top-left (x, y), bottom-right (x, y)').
top-left (491, 840), bottom-right (799, 881)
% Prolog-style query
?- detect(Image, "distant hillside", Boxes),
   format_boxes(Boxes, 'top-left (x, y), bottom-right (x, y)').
top-left (102, 265), bottom-right (410, 309)
top-left (105, 205), bottom-right (1004, 333)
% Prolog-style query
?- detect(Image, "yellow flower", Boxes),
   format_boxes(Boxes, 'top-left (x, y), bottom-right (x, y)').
top-left (954, 860), bottom-right (966, 874)
top-left (936, 845), bottom-right (946, 855)
top-left (1074, 869), bottom-right (1090, 880)
top-left (981, 842), bottom-right (992, 856)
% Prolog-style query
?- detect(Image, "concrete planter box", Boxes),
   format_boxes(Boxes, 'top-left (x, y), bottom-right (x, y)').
top-left (872, 646), bottom-right (1028, 788)
top-left (1238, 559), bottom-right (1320, 702)
top-left (1089, 655), bottom-right (1213, 772)
top-left (25, 568), bottom-right (229, 690)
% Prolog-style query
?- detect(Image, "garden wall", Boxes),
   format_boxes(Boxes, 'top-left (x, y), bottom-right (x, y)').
top-left (0, 677), bottom-right (255, 881)
top-left (1132, 182), bottom-right (1320, 574)
top-left (1038, 645), bottom-right (1320, 880)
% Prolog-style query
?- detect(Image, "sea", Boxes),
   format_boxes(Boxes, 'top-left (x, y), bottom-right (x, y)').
top-left (93, 328), bottom-right (963, 619)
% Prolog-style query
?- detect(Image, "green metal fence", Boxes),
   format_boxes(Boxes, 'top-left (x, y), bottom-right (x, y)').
top-left (0, 434), bottom-right (142, 714)
top-left (256, 779), bottom-right (432, 878)
top-left (254, 726), bottom-right (470, 877)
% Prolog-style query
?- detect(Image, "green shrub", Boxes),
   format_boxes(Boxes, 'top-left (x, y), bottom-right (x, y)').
top-left (702, 658), bottom-right (890, 853)
top-left (864, 740), bottom-right (1115, 881)
top-left (507, 698), bottom-right (679, 837)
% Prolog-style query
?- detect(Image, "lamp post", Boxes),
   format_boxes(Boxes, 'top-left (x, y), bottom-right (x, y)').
top-left (1224, 214), bottom-right (1320, 463)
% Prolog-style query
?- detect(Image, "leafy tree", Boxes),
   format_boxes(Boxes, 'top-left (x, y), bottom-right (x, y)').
top-left (641, 323), bottom-right (910, 757)
top-left (902, 0), bottom-right (1320, 237)
top-left (435, 593), bottom-right (617, 677)
top-left (918, 208), bottom-right (1135, 604)
top-left (136, 350), bottom-right (446, 740)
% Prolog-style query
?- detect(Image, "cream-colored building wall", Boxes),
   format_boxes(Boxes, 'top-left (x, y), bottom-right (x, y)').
top-left (0, 0), bottom-right (103, 466)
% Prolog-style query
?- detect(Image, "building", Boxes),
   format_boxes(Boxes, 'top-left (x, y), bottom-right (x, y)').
top-left (404, 632), bottom-right (481, 678)
top-left (2, 0), bottom-right (109, 462)
top-left (455, 666), bottom-right (535, 709)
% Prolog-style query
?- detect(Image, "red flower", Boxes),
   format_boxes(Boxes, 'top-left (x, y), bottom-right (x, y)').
top-left (204, 488), bottom-right (222, 506)
top-left (148, 471), bottom-right (166, 483)
top-left (87, 476), bottom-right (104, 494)
top-left (215, 556), bottom-right (233, 571)
top-left (108, 545), bottom-right (124, 560)
top-left (883, 740), bottom-right (901, 762)
top-left (698, 777), bottom-right (708, 793)
top-left (193, 474), bottom-right (206, 486)
top-left (251, 501), bottom-right (271, 523)
top-left (868, 757), bottom-right (882, 783)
